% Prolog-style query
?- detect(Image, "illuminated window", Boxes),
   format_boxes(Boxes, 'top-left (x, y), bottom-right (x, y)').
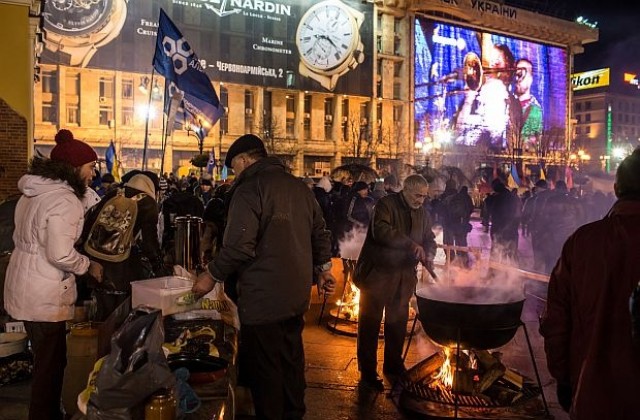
top-left (122, 107), bottom-right (133, 126)
top-left (42, 70), bottom-right (58, 94)
top-left (286, 95), bottom-right (296, 137)
top-left (99, 77), bottom-right (114, 98)
top-left (42, 103), bottom-right (57, 123)
top-left (66, 105), bottom-right (79, 125)
top-left (99, 106), bottom-right (113, 126)
top-left (220, 86), bottom-right (228, 134)
top-left (122, 79), bottom-right (133, 99)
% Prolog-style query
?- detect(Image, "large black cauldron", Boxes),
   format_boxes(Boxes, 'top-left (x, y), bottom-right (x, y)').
top-left (416, 286), bottom-right (525, 350)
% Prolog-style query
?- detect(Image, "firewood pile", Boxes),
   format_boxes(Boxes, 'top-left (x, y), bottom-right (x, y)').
top-left (405, 349), bottom-right (525, 405)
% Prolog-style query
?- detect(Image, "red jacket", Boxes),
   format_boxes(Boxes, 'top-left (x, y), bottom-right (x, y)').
top-left (540, 199), bottom-right (640, 419)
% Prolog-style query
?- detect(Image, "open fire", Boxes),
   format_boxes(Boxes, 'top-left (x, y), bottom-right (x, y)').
top-left (412, 347), bottom-right (526, 404)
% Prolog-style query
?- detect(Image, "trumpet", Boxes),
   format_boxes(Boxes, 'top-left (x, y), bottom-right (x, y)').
top-left (462, 52), bottom-right (521, 91)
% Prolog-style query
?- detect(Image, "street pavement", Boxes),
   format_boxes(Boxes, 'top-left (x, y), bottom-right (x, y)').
top-left (0, 214), bottom-right (567, 419)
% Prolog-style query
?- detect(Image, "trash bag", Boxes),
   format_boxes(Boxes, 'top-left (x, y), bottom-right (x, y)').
top-left (87, 306), bottom-right (176, 419)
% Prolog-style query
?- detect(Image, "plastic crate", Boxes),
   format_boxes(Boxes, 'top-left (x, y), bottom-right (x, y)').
top-left (131, 276), bottom-right (196, 316)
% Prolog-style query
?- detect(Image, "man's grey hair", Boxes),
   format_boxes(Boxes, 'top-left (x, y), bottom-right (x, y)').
top-left (403, 174), bottom-right (429, 191)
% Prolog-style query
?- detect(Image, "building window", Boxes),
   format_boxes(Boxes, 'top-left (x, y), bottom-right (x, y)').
top-left (576, 115), bottom-right (581, 123)
top-left (376, 35), bottom-right (382, 53)
top-left (66, 105), bottom-right (79, 125)
top-left (342, 98), bottom-right (349, 140)
top-left (393, 104), bottom-right (403, 125)
top-left (42, 103), bottom-right (57, 123)
top-left (99, 77), bottom-right (114, 98)
top-left (585, 101), bottom-right (591, 110)
top-left (586, 126), bottom-right (591, 134)
top-left (324, 98), bottom-right (333, 140)
top-left (286, 94), bottom-right (296, 138)
top-left (245, 89), bottom-right (254, 133)
top-left (220, 86), bottom-right (228, 134)
top-left (122, 106), bottom-right (133, 126)
top-left (42, 70), bottom-right (58, 94)
top-left (394, 62), bottom-right (403, 77)
top-left (376, 12), bottom-right (382, 32)
top-left (303, 95), bottom-right (311, 139)
top-left (575, 103), bottom-right (582, 112)
top-left (575, 127), bottom-right (581, 135)
top-left (122, 79), bottom-right (133, 99)
top-left (65, 73), bottom-right (79, 96)
top-left (393, 82), bottom-right (402, 100)
top-left (99, 106), bottom-right (113, 126)
top-left (585, 114), bottom-right (591, 122)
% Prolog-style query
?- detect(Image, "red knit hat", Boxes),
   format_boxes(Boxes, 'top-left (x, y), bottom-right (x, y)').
top-left (50, 129), bottom-right (98, 168)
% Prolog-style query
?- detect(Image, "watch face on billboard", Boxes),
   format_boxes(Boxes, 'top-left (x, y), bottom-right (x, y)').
top-left (414, 17), bottom-right (569, 154)
top-left (40, 0), bottom-right (374, 96)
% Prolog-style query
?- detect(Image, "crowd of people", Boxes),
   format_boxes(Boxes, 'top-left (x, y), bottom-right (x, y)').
top-left (2, 127), bottom-right (638, 419)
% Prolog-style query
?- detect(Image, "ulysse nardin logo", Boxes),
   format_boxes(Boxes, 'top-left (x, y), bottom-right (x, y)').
top-left (190, 0), bottom-right (292, 18)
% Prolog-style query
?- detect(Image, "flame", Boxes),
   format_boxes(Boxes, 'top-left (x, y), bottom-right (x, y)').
top-left (433, 347), bottom-right (455, 389)
top-left (336, 283), bottom-right (360, 321)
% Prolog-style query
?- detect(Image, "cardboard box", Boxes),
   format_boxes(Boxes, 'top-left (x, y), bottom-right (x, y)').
top-left (131, 276), bottom-right (196, 316)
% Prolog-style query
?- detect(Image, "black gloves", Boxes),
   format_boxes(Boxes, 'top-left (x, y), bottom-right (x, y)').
top-left (556, 381), bottom-right (572, 412)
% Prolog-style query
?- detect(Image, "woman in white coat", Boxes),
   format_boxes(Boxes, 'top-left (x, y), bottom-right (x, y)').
top-left (4, 129), bottom-right (103, 420)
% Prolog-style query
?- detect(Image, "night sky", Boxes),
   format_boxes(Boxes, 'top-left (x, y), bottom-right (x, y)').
top-left (508, 0), bottom-right (640, 90)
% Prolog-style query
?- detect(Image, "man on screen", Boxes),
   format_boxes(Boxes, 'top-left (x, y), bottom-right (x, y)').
top-left (514, 58), bottom-right (543, 151)
top-left (453, 43), bottom-right (519, 151)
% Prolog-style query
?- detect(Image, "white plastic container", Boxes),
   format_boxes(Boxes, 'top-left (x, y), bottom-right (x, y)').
top-left (0, 332), bottom-right (28, 358)
top-left (131, 276), bottom-right (196, 316)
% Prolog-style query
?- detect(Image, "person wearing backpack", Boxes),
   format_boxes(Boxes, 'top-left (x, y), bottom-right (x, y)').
top-left (4, 129), bottom-right (103, 420)
top-left (83, 173), bottom-right (167, 321)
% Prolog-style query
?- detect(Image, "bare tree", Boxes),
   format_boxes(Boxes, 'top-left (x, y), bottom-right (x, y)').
top-left (342, 111), bottom-right (382, 162)
top-left (253, 114), bottom-right (297, 167)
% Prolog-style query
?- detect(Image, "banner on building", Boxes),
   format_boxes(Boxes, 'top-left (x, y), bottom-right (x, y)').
top-left (41, 0), bottom-right (374, 96)
top-left (571, 68), bottom-right (610, 91)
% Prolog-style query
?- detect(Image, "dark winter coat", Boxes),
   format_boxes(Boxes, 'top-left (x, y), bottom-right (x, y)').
top-left (540, 199), bottom-right (640, 419)
top-left (355, 191), bottom-right (437, 283)
top-left (206, 157), bottom-right (332, 325)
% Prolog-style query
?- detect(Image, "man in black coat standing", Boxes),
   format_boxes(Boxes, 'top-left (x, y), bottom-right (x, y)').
top-left (354, 174), bottom-right (437, 390)
top-left (192, 134), bottom-right (336, 419)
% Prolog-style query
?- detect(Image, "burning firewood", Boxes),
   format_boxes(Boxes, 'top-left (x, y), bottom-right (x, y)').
top-left (474, 360), bottom-right (506, 394)
top-left (406, 352), bottom-right (444, 384)
top-left (501, 368), bottom-right (524, 390)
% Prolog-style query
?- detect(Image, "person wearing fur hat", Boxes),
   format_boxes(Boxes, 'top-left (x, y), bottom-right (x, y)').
top-left (81, 172), bottom-right (168, 321)
top-left (4, 129), bottom-right (103, 420)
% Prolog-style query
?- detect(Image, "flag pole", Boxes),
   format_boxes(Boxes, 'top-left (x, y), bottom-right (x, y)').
top-left (160, 82), bottom-right (171, 175)
top-left (142, 68), bottom-right (156, 171)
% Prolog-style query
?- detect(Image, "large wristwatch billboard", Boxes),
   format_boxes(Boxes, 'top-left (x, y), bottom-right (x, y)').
top-left (42, 0), bottom-right (373, 96)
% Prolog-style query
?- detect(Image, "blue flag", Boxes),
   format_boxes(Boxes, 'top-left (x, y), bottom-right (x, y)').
top-left (105, 141), bottom-right (116, 174)
top-left (510, 164), bottom-right (521, 187)
top-left (153, 8), bottom-right (223, 139)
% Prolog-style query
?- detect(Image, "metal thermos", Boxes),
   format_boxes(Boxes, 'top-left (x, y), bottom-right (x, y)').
top-left (144, 390), bottom-right (177, 420)
top-left (174, 215), bottom-right (203, 272)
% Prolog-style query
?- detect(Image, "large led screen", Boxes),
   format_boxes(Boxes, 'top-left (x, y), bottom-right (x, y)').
top-left (414, 17), bottom-right (569, 153)
top-left (41, 0), bottom-right (373, 96)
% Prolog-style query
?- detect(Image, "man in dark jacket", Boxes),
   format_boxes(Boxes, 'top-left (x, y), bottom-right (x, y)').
top-left (192, 134), bottom-right (336, 420)
top-left (540, 148), bottom-right (640, 419)
top-left (354, 174), bottom-right (437, 390)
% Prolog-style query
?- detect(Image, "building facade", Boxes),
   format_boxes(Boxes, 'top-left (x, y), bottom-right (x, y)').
top-left (0, 0), bottom-right (43, 198)
top-left (31, 0), bottom-right (597, 182)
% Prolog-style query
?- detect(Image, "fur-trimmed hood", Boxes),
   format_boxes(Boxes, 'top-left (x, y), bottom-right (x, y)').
top-left (19, 157), bottom-right (86, 199)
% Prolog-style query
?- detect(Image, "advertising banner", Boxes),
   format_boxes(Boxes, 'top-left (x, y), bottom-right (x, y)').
top-left (41, 0), bottom-right (374, 96)
top-left (414, 17), bottom-right (569, 153)
top-left (571, 68), bottom-right (610, 91)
